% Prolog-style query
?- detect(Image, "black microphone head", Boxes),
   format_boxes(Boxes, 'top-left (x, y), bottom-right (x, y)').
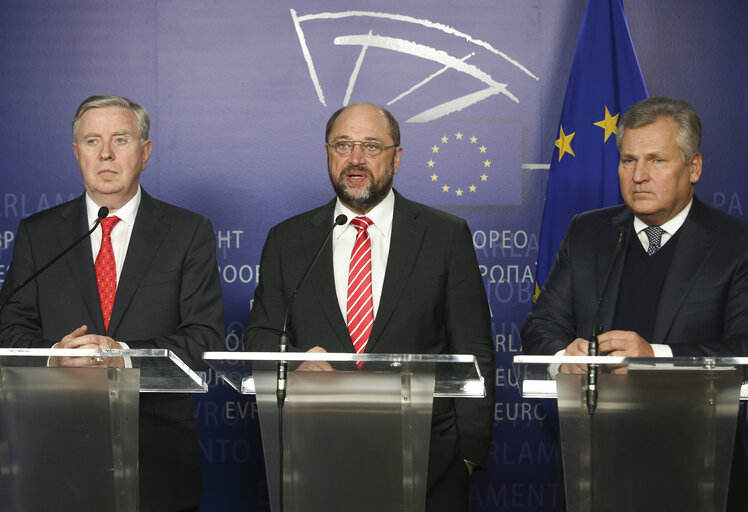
top-left (335, 214), bottom-right (348, 226)
top-left (97, 206), bottom-right (109, 220)
top-left (616, 226), bottom-right (628, 239)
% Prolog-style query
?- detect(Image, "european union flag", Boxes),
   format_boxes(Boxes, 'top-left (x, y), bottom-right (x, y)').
top-left (534, 0), bottom-right (648, 298)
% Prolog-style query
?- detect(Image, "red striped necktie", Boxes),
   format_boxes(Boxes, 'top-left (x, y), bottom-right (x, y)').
top-left (347, 216), bottom-right (374, 368)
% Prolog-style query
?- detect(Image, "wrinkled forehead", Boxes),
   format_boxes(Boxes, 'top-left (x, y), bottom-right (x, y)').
top-left (330, 104), bottom-right (390, 141)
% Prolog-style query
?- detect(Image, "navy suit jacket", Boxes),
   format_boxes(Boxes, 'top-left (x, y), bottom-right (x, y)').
top-left (0, 189), bottom-right (224, 511)
top-left (244, 190), bottom-right (495, 479)
top-left (522, 196), bottom-right (748, 357)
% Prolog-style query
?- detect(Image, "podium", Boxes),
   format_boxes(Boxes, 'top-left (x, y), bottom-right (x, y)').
top-left (204, 351), bottom-right (486, 512)
top-left (514, 355), bottom-right (748, 512)
top-left (0, 348), bottom-right (207, 512)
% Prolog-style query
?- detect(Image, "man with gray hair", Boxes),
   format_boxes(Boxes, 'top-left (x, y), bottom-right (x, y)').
top-left (522, 96), bottom-right (748, 509)
top-left (0, 94), bottom-right (224, 511)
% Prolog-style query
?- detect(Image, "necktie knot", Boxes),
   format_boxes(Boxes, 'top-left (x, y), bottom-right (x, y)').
top-left (350, 216), bottom-right (373, 233)
top-left (644, 226), bottom-right (664, 255)
top-left (100, 216), bottom-right (121, 236)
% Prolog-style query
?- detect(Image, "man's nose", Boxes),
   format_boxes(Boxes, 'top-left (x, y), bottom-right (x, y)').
top-left (348, 143), bottom-right (367, 165)
top-left (99, 140), bottom-right (114, 160)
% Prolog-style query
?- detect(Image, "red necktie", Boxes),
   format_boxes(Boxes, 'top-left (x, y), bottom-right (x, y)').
top-left (95, 216), bottom-right (121, 331)
top-left (347, 217), bottom-right (374, 367)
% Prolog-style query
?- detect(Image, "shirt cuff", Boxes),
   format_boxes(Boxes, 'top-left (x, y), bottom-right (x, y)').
top-left (650, 343), bottom-right (672, 357)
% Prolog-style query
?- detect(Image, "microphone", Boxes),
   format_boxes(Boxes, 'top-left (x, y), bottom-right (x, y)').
top-left (586, 225), bottom-right (627, 415)
top-left (0, 206), bottom-right (109, 321)
top-left (276, 213), bottom-right (347, 408)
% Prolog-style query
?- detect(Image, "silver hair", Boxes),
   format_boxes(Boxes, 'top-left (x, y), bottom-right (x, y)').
top-left (616, 96), bottom-right (701, 164)
top-left (72, 94), bottom-right (150, 143)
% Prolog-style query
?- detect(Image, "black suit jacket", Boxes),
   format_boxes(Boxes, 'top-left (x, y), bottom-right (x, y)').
top-left (522, 196), bottom-right (748, 356)
top-left (244, 190), bottom-right (494, 477)
top-left (0, 189), bottom-right (224, 511)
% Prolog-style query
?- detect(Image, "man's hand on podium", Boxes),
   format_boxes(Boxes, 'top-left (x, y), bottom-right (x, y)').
top-left (559, 338), bottom-right (590, 374)
top-left (49, 324), bottom-right (125, 368)
top-left (597, 330), bottom-right (654, 357)
top-left (297, 346), bottom-right (334, 372)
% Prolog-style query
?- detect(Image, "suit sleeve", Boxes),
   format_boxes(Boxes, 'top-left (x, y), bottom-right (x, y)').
top-left (122, 216), bottom-right (224, 369)
top-left (670, 237), bottom-right (748, 357)
top-left (521, 217), bottom-right (580, 355)
top-left (447, 219), bottom-right (495, 468)
top-left (243, 226), bottom-right (290, 352)
top-left (0, 218), bottom-right (55, 347)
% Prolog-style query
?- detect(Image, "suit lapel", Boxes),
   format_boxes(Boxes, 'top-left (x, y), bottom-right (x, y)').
top-left (366, 193), bottom-right (423, 352)
top-left (653, 198), bottom-right (715, 341)
top-left (307, 201), bottom-right (353, 352)
top-left (58, 196), bottom-right (106, 332)
top-left (595, 208), bottom-right (633, 334)
top-left (108, 191), bottom-right (169, 335)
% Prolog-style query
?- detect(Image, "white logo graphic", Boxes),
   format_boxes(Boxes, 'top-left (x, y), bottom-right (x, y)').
top-left (290, 9), bottom-right (539, 123)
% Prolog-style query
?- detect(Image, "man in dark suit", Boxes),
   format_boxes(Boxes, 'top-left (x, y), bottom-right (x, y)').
top-left (244, 102), bottom-right (494, 512)
top-left (0, 94), bottom-right (224, 512)
top-left (522, 96), bottom-right (748, 509)
top-left (522, 96), bottom-right (748, 357)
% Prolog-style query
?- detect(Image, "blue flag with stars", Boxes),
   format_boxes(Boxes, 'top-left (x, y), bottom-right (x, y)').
top-left (534, 0), bottom-right (648, 298)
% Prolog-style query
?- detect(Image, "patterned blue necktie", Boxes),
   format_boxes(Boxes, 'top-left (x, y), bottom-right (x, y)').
top-left (644, 226), bottom-right (664, 256)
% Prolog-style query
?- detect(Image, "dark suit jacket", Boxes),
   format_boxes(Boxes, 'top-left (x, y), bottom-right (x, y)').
top-left (522, 196), bottom-right (748, 357)
top-left (0, 189), bottom-right (224, 511)
top-left (244, 190), bottom-right (495, 485)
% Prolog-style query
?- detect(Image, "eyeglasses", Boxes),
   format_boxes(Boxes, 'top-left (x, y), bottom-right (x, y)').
top-left (326, 140), bottom-right (398, 157)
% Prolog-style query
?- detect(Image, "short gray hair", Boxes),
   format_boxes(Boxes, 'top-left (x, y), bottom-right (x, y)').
top-left (72, 94), bottom-right (150, 143)
top-left (616, 96), bottom-right (701, 164)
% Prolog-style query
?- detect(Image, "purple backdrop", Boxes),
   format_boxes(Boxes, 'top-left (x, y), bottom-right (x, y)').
top-left (1, 1), bottom-right (747, 510)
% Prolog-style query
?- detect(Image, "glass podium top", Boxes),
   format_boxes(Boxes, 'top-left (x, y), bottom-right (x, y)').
top-left (204, 351), bottom-right (485, 397)
top-left (514, 355), bottom-right (748, 400)
top-left (0, 348), bottom-right (207, 392)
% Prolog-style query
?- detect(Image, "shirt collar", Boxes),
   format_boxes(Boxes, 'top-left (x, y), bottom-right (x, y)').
top-left (334, 188), bottom-right (395, 238)
top-left (85, 185), bottom-right (142, 228)
top-left (633, 197), bottom-right (693, 236)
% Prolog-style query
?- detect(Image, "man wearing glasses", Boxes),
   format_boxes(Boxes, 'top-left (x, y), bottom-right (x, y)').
top-left (244, 102), bottom-right (494, 511)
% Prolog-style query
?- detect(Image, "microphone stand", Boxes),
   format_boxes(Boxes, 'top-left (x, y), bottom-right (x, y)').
top-left (586, 226), bottom-right (627, 416)
top-left (275, 213), bottom-right (347, 512)
top-left (0, 206), bottom-right (109, 337)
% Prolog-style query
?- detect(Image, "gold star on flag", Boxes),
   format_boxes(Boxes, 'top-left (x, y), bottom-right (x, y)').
top-left (483, 160), bottom-right (491, 168)
top-left (469, 185), bottom-right (477, 192)
top-left (593, 106), bottom-right (619, 142)
top-left (555, 125), bottom-right (575, 161)
top-left (470, 136), bottom-right (478, 143)
top-left (456, 189), bottom-right (463, 197)
top-left (455, 132), bottom-right (463, 140)
top-left (430, 173), bottom-right (438, 181)
top-left (441, 136), bottom-right (448, 143)
top-left (432, 145), bottom-right (440, 153)
top-left (479, 145), bottom-right (487, 153)
top-left (442, 184), bottom-right (450, 192)
top-left (480, 173), bottom-right (488, 181)
top-left (427, 160), bottom-right (435, 168)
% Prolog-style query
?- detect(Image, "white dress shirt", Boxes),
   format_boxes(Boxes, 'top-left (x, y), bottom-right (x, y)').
top-left (332, 189), bottom-right (395, 320)
top-left (86, 186), bottom-right (141, 286)
top-left (84, 186), bottom-right (142, 352)
top-left (633, 197), bottom-right (692, 253)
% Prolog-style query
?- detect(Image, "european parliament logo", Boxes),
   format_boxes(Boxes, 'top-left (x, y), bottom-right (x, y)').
top-left (289, 8), bottom-right (531, 206)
